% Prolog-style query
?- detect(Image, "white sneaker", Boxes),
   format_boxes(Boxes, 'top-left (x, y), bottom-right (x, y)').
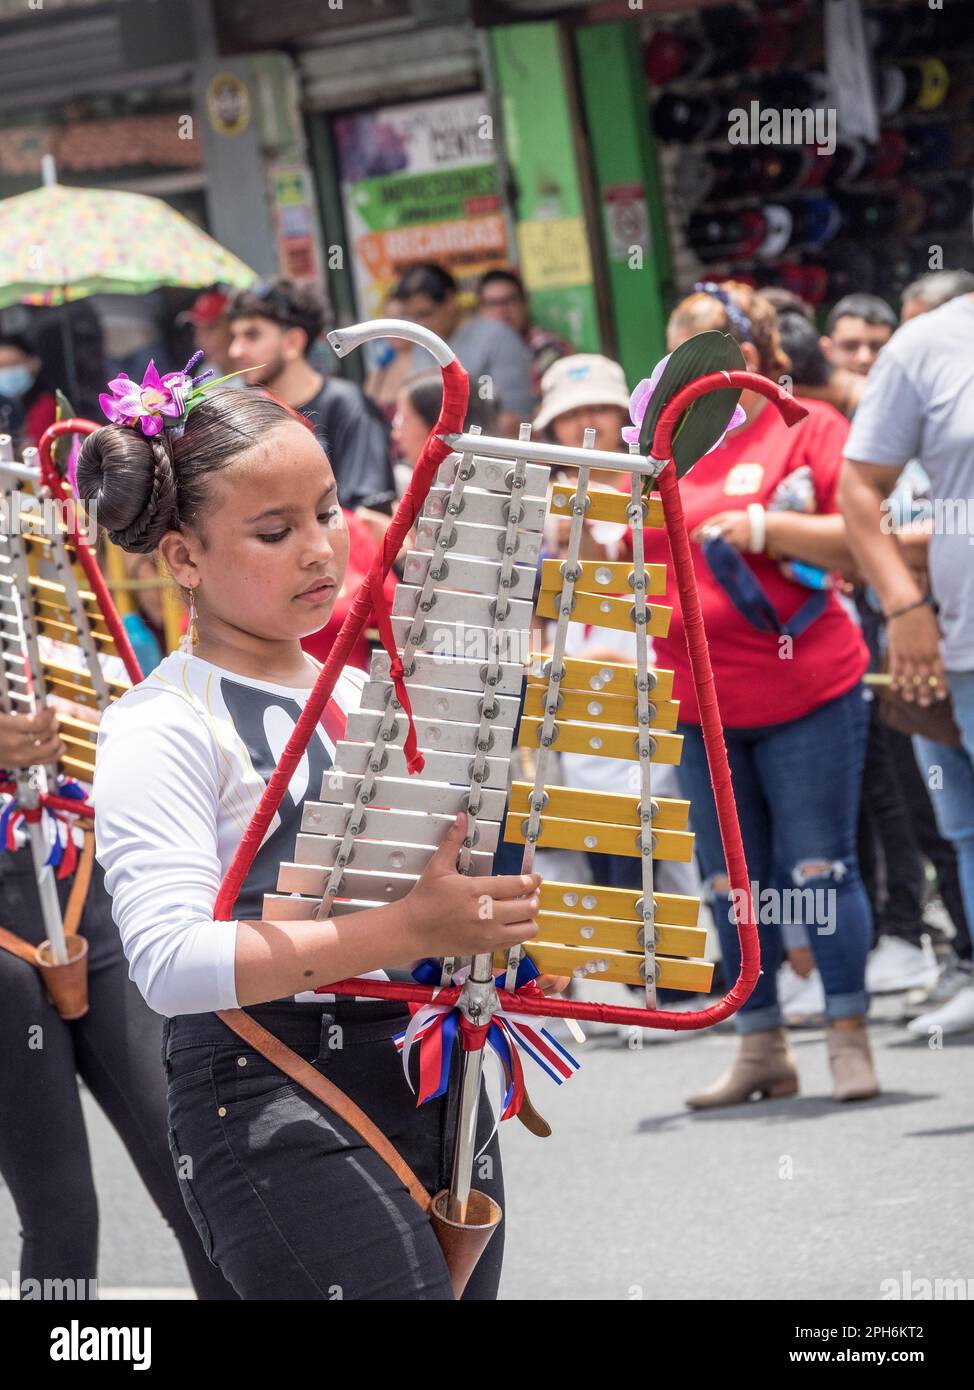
top-left (782, 969), bottom-right (826, 1025)
top-left (906, 983), bottom-right (974, 1038)
top-left (905, 960), bottom-right (973, 1012)
top-left (866, 935), bottom-right (940, 994)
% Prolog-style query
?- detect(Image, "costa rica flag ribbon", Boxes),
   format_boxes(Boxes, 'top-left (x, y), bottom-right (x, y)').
top-left (393, 956), bottom-right (580, 1126)
top-left (0, 780), bottom-right (89, 880)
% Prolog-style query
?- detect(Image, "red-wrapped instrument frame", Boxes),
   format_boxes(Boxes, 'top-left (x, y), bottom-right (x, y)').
top-left (213, 367), bottom-right (809, 1031)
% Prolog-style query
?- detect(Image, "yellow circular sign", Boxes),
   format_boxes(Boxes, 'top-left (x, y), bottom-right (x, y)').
top-left (207, 73), bottom-right (251, 137)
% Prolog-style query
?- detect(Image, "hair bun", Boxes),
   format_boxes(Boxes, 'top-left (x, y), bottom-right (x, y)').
top-left (77, 426), bottom-right (178, 554)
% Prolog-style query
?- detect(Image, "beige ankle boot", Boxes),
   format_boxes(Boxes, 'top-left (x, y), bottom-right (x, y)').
top-left (827, 1025), bottom-right (880, 1101)
top-left (686, 1028), bottom-right (800, 1109)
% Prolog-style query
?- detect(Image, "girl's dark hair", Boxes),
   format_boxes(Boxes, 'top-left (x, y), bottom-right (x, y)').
top-left (76, 388), bottom-right (298, 553)
top-left (402, 370), bottom-right (499, 437)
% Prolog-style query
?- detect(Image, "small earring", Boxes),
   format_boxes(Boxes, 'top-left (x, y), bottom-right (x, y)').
top-left (180, 588), bottom-right (199, 653)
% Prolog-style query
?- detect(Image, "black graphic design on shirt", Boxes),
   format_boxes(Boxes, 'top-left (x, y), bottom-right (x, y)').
top-left (219, 677), bottom-right (332, 920)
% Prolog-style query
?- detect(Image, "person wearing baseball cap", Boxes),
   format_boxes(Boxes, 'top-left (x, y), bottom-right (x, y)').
top-left (177, 289), bottom-right (237, 382)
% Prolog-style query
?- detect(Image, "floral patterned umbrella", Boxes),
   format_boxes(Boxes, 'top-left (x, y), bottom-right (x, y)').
top-left (0, 184), bottom-right (256, 307)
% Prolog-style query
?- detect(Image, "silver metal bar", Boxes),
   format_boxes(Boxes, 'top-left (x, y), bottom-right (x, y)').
top-left (360, 678), bottom-right (521, 731)
top-left (392, 582), bottom-right (534, 632)
top-left (369, 649), bottom-right (525, 699)
top-left (423, 486), bottom-right (547, 533)
top-left (335, 740), bottom-right (512, 790)
top-left (292, 835), bottom-right (494, 878)
top-left (344, 709), bottom-right (515, 759)
top-left (433, 454), bottom-right (550, 499)
top-left (447, 1045), bottom-right (488, 1223)
top-left (415, 516), bottom-right (542, 567)
top-left (315, 772), bottom-right (508, 822)
top-left (439, 432), bottom-right (668, 479)
top-left (299, 805), bottom-right (502, 854)
top-left (390, 616), bottom-right (529, 666)
top-left (402, 550), bottom-right (537, 600)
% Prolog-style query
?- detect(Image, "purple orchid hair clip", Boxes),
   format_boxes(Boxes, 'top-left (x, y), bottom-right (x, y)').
top-left (99, 351), bottom-right (251, 439)
top-left (622, 353), bottom-right (746, 453)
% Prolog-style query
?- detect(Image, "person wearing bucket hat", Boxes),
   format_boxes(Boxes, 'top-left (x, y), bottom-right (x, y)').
top-left (636, 280), bottom-right (878, 1105)
top-left (0, 713), bottom-right (240, 1301)
top-left (533, 354), bottom-right (631, 440)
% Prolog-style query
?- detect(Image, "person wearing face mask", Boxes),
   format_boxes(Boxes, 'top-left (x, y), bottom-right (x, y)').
top-left (0, 335), bottom-right (55, 449)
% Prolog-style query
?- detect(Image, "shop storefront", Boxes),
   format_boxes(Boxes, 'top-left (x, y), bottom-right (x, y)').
top-left (636, 0), bottom-right (974, 314)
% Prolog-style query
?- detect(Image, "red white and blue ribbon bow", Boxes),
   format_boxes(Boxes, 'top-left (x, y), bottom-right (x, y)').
top-left (0, 780), bottom-right (89, 880)
top-left (394, 957), bottom-right (580, 1131)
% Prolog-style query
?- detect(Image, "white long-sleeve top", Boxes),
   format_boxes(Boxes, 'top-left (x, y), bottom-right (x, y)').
top-left (93, 651), bottom-right (366, 1018)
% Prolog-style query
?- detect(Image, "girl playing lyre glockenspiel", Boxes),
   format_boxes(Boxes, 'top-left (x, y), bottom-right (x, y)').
top-left (82, 377), bottom-right (543, 1300)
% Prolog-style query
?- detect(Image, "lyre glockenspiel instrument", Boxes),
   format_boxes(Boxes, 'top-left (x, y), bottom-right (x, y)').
top-left (0, 423), bottom-right (141, 1000)
top-left (214, 319), bottom-right (805, 1291)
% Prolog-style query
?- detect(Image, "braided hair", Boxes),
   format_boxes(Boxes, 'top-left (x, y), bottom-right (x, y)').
top-left (77, 387), bottom-right (299, 554)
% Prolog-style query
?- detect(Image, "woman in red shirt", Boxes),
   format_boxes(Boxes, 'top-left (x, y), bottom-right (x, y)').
top-left (644, 283), bottom-right (876, 1105)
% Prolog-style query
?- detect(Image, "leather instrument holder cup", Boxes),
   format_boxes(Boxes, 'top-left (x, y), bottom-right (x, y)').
top-left (429, 1189), bottom-right (503, 1299)
top-left (35, 935), bottom-right (89, 1020)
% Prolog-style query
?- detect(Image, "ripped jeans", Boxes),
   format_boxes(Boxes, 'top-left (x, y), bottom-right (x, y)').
top-left (677, 684), bottom-right (873, 1032)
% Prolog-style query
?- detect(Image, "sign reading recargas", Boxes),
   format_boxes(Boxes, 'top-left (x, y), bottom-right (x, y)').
top-left (335, 93), bottom-right (512, 317)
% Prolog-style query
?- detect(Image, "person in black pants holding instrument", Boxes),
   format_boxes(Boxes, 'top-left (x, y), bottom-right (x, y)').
top-left (0, 707), bottom-right (237, 1299)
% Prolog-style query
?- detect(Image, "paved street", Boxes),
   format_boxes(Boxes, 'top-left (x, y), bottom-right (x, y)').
top-left (2, 996), bottom-right (970, 1301)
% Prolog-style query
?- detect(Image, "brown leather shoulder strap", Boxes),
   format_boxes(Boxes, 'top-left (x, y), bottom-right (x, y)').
top-left (63, 830), bottom-right (95, 937)
top-left (0, 923), bottom-right (39, 966)
top-left (216, 1007), bottom-right (432, 1214)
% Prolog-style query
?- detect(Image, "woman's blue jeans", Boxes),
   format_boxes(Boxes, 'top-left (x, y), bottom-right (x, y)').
top-left (915, 670), bottom-right (974, 937)
top-left (676, 685), bottom-right (873, 1033)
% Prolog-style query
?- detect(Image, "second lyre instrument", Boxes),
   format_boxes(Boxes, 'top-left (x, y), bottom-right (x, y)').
top-left (0, 422), bottom-right (142, 1015)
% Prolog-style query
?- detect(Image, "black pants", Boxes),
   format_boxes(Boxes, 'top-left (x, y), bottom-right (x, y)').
top-left (858, 706), bottom-right (971, 953)
top-left (164, 1000), bottom-right (506, 1300)
top-left (888, 728), bottom-right (971, 959)
top-left (0, 847), bottom-right (237, 1299)
top-left (858, 703), bottom-right (928, 944)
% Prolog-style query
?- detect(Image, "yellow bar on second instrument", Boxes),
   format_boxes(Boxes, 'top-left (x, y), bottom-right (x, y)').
top-left (535, 588), bottom-right (671, 637)
top-left (504, 812), bottom-right (694, 862)
top-left (527, 653), bottom-right (675, 704)
top-left (508, 781), bottom-right (690, 830)
top-left (539, 880), bottom-right (699, 926)
top-left (518, 717), bottom-right (683, 765)
top-left (539, 558), bottom-right (667, 597)
top-left (521, 683), bottom-right (679, 731)
top-left (548, 481), bottom-right (664, 529)
top-left (495, 943), bottom-right (713, 992)
top-left (533, 909), bottom-right (707, 958)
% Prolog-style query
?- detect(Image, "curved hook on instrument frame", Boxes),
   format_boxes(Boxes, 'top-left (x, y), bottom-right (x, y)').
top-left (327, 317), bottom-right (456, 369)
